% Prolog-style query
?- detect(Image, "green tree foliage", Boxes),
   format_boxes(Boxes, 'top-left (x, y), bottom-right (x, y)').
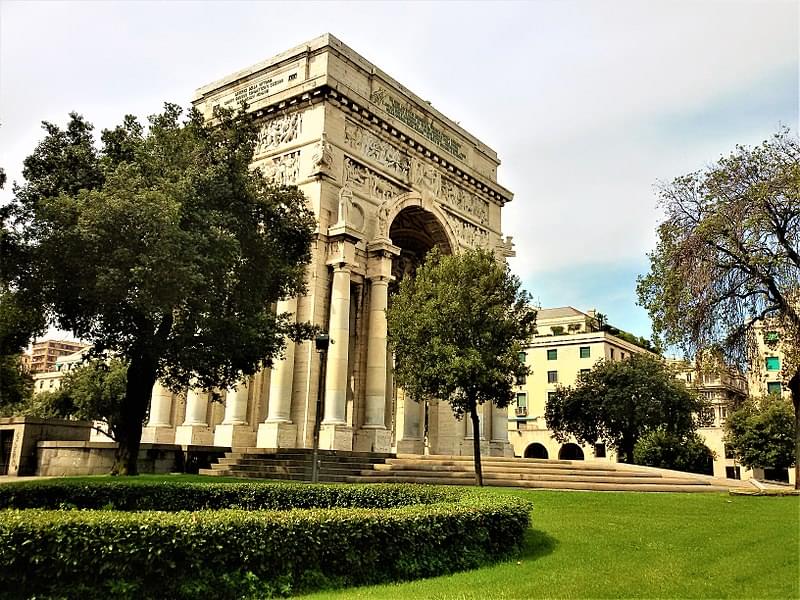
top-left (637, 128), bottom-right (800, 486)
top-left (545, 353), bottom-right (707, 463)
top-left (26, 359), bottom-right (129, 440)
top-left (386, 247), bottom-right (536, 485)
top-left (725, 395), bottom-right (796, 472)
top-left (633, 428), bottom-right (715, 475)
top-left (2, 104), bottom-right (316, 474)
top-left (0, 355), bottom-right (33, 412)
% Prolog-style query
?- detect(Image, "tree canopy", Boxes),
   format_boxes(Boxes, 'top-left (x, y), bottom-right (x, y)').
top-left (545, 353), bottom-right (707, 463)
top-left (633, 428), bottom-right (715, 475)
top-left (637, 128), bottom-right (799, 486)
top-left (386, 247), bottom-right (536, 485)
top-left (1, 104), bottom-right (316, 474)
top-left (725, 395), bottom-right (796, 474)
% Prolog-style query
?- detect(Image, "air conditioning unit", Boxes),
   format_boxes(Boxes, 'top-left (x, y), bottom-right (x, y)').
top-left (515, 406), bottom-right (528, 417)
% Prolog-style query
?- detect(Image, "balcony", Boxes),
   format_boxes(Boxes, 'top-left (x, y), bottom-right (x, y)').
top-left (515, 406), bottom-right (528, 417)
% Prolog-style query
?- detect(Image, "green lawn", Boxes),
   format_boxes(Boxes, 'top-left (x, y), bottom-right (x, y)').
top-left (301, 487), bottom-right (799, 600)
top-left (6, 476), bottom-right (797, 599)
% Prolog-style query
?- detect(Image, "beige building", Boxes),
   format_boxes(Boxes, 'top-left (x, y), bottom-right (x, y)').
top-left (747, 318), bottom-right (792, 400)
top-left (141, 34), bottom-right (516, 456)
top-left (509, 307), bottom-right (654, 461)
top-left (27, 339), bottom-right (89, 374)
top-left (31, 347), bottom-right (90, 394)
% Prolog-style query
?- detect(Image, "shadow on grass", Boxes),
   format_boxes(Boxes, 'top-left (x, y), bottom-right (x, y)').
top-left (519, 528), bottom-right (559, 562)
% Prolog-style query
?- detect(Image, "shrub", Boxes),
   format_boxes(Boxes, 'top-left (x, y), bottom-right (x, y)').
top-left (0, 480), bottom-right (531, 599)
top-left (633, 429), bottom-right (715, 475)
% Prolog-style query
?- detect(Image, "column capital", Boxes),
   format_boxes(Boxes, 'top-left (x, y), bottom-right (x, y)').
top-left (367, 239), bottom-right (401, 258)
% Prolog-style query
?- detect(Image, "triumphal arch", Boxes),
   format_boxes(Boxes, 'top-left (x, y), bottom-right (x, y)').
top-left (142, 34), bottom-right (516, 456)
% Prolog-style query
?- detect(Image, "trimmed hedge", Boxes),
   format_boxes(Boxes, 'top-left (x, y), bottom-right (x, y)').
top-left (0, 480), bottom-right (532, 599)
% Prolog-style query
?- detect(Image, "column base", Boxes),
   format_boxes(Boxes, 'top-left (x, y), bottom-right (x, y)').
top-left (214, 424), bottom-right (256, 449)
top-left (319, 423), bottom-right (353, 451)
top-left (174, 424), bottom-right (213, 446)
top-left (354, 427), bottom-right (392, 453)
top-left (395, 438), bottom-right (424, 454)
top-left (459, 439), bottom-right (491, 457)
top-left (141, 426), bottom-right (176, 444)
top-left (489, 440), bottom-right (514, 457)
top-left (256, 421), bottom-right (298, 449)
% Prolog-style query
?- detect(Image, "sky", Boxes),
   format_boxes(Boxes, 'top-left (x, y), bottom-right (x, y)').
top-left (1, 0), bottom-right (797, 340)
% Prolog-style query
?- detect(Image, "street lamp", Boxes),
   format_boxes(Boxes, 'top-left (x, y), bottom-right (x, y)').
top-left (311, 332), bottom-right (330, 483)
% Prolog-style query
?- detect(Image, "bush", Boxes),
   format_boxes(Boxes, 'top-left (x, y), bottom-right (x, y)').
top-left (633, 429), bottom-right (715, 475)
top-left (0, 480), bottom-right (532, 599)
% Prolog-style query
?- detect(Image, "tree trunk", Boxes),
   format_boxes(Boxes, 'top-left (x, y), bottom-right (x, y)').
top-left (789, 368), bottom-right (800, 490)
top-left (111, 353), bottom-right (158, 476)
top-left (469, 401), bottom-right (483, 486)
top-left (620, 433), bottom-right (636, 464)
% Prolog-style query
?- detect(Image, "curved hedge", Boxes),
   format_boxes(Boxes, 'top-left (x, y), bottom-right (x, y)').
top-left (0, 480), bottom-right (532, 599)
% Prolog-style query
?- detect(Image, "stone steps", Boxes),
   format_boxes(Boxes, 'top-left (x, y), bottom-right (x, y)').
top-left (201, 451), bottom-right (750, 493)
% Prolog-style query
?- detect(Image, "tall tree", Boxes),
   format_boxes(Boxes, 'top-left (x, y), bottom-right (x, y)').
top-left (2, 105), bottom-right (316, 474)
top-left (725, 395), bottom-right (796, 477)
top-left (545, 353), bottom-right (707, 464)
top-left (637, 128), bottom-right (800, 487)
top-left (386, 247), bottom-right (536, 486)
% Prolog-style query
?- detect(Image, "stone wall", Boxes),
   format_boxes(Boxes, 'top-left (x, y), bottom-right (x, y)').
top-left (0, 417), bottom-right (92, 476)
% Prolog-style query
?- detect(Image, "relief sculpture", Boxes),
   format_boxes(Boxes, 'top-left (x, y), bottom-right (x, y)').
top-left (344, 121), bottom-right (410, 179)
top-left (255, 112), bottom-right (302, 155)
top-left (443, 210), bottom-right (491, 249)
top-left (343, 157), bottom-right (405, 203)
top-left (260, 151), bottom-right (300, 186)
top-left (410, 158), bottom-right (490, 226)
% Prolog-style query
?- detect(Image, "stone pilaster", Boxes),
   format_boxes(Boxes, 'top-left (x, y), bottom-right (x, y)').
top-left (174, 388), bottom-right (213, 446)
top-left (490, 403), bottom-right (514, 456)
top-left (214, 381), bottom-right (255, 448)
top-left (141, 381), bottom-right (176, 443)
top-left (395, 389), bottom-right (424, 454)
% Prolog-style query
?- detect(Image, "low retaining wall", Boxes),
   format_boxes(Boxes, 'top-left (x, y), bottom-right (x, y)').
top-left (37, 442), bottom-right (229, 476)
top-left (0, 417), bottom-right (92, 476)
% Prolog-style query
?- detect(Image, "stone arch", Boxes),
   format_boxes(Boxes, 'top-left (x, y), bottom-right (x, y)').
top-left (524, 443), bottom-right (549, 459)
top-left (376, 191), bottom-right (459, 253)
top-left (559, 443), bottom-right (585, 461)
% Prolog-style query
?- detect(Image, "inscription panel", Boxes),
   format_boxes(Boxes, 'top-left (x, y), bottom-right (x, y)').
top-left (212, 64), bottom-right (304, 111)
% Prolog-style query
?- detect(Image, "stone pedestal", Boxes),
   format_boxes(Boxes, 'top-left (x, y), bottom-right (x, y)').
top-left (214, 382), bottom-right (253, 448)
top-left (256, 421), bottom-right (298, 449)
top-left (141, 381), bottom-right (175, 443)
top-left (354, 426), bottom-right (392, 453)
top-left (319, 423), bottom-right (353, 451)
top-left (490, 403), bottom-right (514, 456)
top-left (396, 438), bottom-right (424, 454)
top-left (174, 388), bottom-right (213, 446)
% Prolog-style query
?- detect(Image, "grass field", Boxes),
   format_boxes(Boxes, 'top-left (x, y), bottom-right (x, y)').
top-left (4, 476), bottom-right (797, 599)
top-left (301, 487), bottom-right (799, 599)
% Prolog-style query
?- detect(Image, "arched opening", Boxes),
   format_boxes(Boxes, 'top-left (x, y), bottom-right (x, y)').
top-left (389, 206), bottom-right (453, 289)
top-left (559, 443), bottom-right (584, 461)
top-left (524, 443), bottom-right (548, 459)
top-left (696, 445), bottom-right (715, 476)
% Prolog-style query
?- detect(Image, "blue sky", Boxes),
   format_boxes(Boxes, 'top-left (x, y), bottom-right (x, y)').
top-left (1, 0), bottom-right (797, 341)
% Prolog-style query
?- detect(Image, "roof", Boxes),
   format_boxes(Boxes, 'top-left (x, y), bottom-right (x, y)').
top-left (535, 307), bottom-right (590, 321)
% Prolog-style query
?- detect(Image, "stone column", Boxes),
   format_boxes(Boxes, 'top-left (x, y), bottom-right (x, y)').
top-left (257, 297), bottom-right (299, 449)
top-left (214, 381), bottom-right (255, 448)
top-left (141, 381), bottom-right (175, 443)
top-left (490, 403), bottom-right (513, 456)
top-left (395, 388), bottom-right (424, 454)
top-left (319, 263), bottom-right (354, 450)
top-left (174, 387), bottom-right (213, 445)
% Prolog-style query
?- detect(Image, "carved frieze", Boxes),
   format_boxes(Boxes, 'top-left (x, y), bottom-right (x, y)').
top-left (442, 210), bottom-right (491, 249)
top-left (260, 151), bottom-right (300, 186)
top-left (409, 157), bottom-right (489, 226)
top-left (344, 121), bottom-right (411, 180)
top-left (255, 112), bottom-right (302, 156)
top-left (343, 156), bottom-right (405, 203)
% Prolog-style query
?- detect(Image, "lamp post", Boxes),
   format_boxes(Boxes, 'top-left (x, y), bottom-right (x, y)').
top-left (311, 332), bottom-right (329, 483)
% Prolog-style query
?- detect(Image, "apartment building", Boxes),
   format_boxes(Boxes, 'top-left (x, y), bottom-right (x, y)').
top-left (27, 339), bottom-right (89, 374)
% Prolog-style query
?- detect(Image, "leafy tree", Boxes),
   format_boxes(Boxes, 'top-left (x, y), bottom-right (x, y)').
top-left (387, 247), bottom-right (536, 485)
top-left (633, 428), bottom-right (715, 475)
top-left (0, 355), bottom-right (33, 412)
top-left (545, 353), bottom-right (707, 463)
top-left (2, 104), bottom-right (316, 474)
top-left (725, 395), bottom-right (796, 473)
top-left (637, 128), bottom-right (799, 487)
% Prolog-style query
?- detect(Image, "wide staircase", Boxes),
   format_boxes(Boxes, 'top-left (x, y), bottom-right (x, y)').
top-left (345, 454), bottom-right (752, 493)
top-left (199, 448), bottom-right (393, 482)
top-left (202, 450), bottom-right (752, 492)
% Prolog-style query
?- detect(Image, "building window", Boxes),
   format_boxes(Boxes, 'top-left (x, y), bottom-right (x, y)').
top-left (767, 382), bottom-right (783, 396)
top-left (766, 356), bottom-right (780, 371)
top-left (765, 331), bottom-right (779, 342)
top-left (518, 351), bottom-right (527, 364)
top-left (579, 369), bottom-right (590, 377)
top-left (725, 466), bottom-right (741, 480)
top-left (516, 372), bottom-right (527, 385)
top-left (610, 348), bottom-right (615, 360)
top-left (594, 443), bottom-right (606, 458)
top-left (547, 391), bottom-right (556, 402)
top-left (547, 349), bottom-right (557, 360)
top-left (620, 352), bottom-right (625, 359)
top-left (516, 393), bottom-right (527, 408)
top-left (686, 373), bottom-right (693, 383)
top-left (724, 444), bottom-right (734, 459)
top-left (547, 370), bottom-right (558, 384)
top-left (579, 346), bottom-right (590, 359)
